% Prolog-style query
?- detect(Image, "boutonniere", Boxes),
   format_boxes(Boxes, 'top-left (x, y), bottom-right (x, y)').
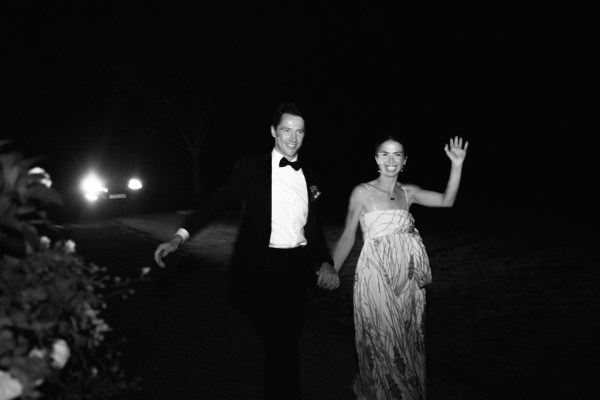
top-left (309, 185), bottom-right (321, 202)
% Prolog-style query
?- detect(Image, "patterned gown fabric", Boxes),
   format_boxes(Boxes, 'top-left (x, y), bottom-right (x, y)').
top-left (353, 208), bottom-right (431, 400)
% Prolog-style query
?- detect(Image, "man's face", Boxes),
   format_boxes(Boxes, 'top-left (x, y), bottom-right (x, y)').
top-left (271, 113), bottom-right (305, 160)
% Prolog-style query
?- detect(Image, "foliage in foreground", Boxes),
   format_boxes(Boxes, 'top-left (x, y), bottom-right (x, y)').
top-left (0, 141), bottom-right (140, 399)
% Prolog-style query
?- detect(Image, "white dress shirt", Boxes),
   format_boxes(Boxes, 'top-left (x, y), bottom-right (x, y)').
top-left (269, 149), bottom-right (308, 248)
top-left (174, 149), bottom-right (308, 248)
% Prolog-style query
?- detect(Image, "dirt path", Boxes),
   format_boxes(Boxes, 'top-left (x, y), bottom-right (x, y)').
top-left (62, 213), bottom-right (598, 399)
top-left (64, 219), bottom-right (357, 399)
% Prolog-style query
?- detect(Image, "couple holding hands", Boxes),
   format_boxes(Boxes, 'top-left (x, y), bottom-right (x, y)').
top-left (154, 102), bottom-right (468, 400)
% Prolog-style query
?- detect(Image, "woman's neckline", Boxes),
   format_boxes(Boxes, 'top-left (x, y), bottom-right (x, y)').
top-left (365, 182), bottom-right (401, 200)
top-left (362, 208), bottom-right (409, 217)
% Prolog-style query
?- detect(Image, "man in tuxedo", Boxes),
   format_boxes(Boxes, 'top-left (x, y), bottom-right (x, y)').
top-left (153, 102), bottom-right (339, 399)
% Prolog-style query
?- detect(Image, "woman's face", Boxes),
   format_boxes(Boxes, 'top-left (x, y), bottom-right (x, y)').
top-left (375, 140), bottom-right (406, 176)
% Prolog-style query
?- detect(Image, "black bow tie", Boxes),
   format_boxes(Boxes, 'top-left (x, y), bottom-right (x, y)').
top-left (279, 157), bottom-right (302, 171)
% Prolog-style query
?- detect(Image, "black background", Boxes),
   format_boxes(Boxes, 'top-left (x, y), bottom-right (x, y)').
top-left (4, 3), bottom-right (593, 223)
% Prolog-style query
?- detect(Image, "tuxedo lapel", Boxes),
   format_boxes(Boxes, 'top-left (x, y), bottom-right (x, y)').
top-left (302, 164), bottom-right (314, 191)
top-left (301, 164), bottom-right (319, 215)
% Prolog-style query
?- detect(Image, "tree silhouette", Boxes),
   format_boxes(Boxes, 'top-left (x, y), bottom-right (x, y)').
top-left (151, 85), bottom-right (224, 202)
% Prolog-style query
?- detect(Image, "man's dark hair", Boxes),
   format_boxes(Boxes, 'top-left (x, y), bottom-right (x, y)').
top-left (271, 102), bottom-right (304, 129)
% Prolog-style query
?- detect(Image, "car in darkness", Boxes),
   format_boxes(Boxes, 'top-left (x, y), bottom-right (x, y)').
top-left (61, 165), bottom-right (150, 221)
top-left (79, 170), bottom-right (143, 202)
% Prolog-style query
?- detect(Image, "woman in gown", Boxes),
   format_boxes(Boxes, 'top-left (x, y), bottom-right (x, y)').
top-left (330, 135), bottom-right (469, 399)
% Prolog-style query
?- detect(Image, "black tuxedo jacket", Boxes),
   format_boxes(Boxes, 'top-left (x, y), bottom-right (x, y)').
top-left (181, 153), bottom-right (333, 311)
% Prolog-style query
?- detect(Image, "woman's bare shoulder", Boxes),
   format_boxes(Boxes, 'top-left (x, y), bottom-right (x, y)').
top-left (401, 183), bottom-right (422, 196)
top-left (354, 181), bottom-right (380, 193)
top-left (349, 183), bottom-right (371, 203)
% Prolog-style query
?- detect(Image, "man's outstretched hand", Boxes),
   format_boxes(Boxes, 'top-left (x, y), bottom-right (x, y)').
top-left (153, 236), bottom-right (183, 267)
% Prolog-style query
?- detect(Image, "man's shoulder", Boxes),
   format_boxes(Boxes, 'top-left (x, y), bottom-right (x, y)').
top-left (299, 155), bottom-right (324, 173)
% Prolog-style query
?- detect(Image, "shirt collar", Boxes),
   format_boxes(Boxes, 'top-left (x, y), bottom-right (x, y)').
top-left (271, 148), bottom-right (298, 165)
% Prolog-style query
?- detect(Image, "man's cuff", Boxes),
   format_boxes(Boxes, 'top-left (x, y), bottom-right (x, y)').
top-left (175, 228), bottom-right (190, 243)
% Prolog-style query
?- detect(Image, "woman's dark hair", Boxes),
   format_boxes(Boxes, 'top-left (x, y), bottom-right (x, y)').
top-left (271, 102), bottom-right (304, 129)
top-left (374, 134), bottom-right (405, 155)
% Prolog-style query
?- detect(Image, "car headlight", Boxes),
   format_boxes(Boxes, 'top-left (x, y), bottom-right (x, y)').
top-left (84, 193), bottom-right (99, 201)
top-left (127, 178), bottom-right (143, 191)
top-left (81, 173), bottom-right (107, 201)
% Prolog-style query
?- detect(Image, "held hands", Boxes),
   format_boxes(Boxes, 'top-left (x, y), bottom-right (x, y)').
top-left (153, 236), bottom-right (183, 267)
top-left (316, 263), bottom-right (340, 290)
top-left (444, 136), bottom-right (469, 167)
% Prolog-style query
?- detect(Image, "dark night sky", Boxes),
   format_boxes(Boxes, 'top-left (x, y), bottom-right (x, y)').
top-left (4, 3), bottom-right (593, 221)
